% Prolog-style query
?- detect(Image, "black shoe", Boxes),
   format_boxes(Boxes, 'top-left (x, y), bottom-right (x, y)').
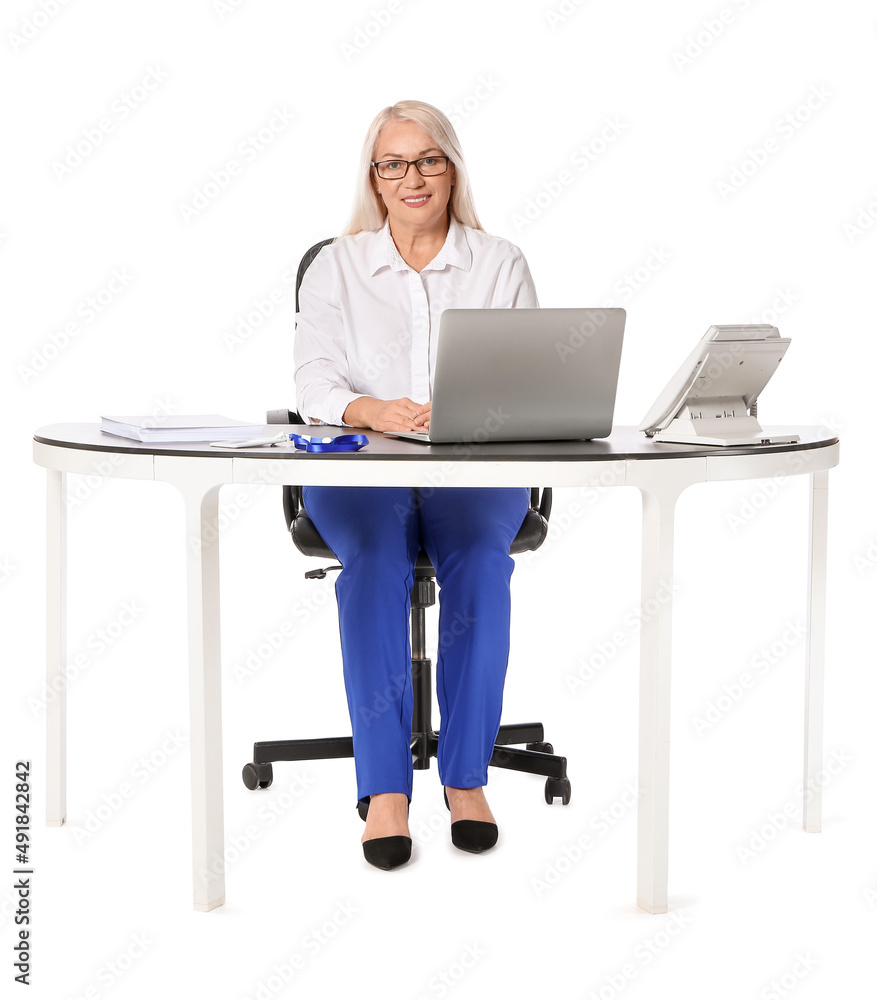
top-left (359, 795), bottom-right (412, 869)
top-left (443, 787), bottom-right (498, 854)
top-left (362, 836), bottom-right (412, 870)
top-left (450, 820), bottom-right (498, 854)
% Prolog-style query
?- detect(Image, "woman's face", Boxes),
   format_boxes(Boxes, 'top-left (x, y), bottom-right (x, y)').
top-left (372, 119), bottom-right (456, 236)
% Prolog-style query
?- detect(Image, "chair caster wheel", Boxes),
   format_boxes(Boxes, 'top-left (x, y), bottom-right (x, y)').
top-left (527, 741), bottom-right (554, 754)
top-left (545, 777), bottom-right (571, 805)
top-left (356, 799), bottom-right (369, 822)
top-left (242, 762), bottom-right (273, 790)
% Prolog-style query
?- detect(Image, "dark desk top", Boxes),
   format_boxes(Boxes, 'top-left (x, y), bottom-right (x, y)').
top-left (34, 423), bottom-right (839, 463)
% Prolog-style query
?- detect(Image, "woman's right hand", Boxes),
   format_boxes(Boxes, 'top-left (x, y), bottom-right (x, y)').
top-left (343, 396), bottom-right (428, 432)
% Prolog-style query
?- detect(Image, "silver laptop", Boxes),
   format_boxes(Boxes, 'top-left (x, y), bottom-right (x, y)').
top-left (386, 307), bottom-right (626, 444)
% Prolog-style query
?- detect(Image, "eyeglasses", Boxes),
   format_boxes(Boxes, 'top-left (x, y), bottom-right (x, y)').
top-left (371, 155), bottom-right (451, 179)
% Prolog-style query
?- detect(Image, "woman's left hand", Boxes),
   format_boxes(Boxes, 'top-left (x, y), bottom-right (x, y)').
top-left (412, 402), bottom-right (431, 430)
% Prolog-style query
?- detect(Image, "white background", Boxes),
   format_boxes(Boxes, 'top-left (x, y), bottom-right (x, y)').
top-left (2, 1), bottom-right (876, 997)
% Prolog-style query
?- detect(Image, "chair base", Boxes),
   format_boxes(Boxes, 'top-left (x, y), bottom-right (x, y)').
top-left (242, 721), bottom-right (571, 805)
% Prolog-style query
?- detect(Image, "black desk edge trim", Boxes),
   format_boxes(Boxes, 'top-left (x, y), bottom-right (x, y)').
top-left (33, 430), bottom-right (840, 462)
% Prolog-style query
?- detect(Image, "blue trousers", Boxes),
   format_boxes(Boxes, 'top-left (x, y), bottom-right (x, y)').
top-left (301, 485), bottom-right (530, 803)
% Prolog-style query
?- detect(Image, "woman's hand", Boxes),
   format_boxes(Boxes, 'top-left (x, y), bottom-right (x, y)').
top-left (412, 402), bottom-right (430, 430)
top-left (343, 396), bottom-right (431, 432)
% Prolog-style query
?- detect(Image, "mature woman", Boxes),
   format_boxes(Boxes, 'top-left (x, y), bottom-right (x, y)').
top-left (294, 100), bottom-right (538, 870)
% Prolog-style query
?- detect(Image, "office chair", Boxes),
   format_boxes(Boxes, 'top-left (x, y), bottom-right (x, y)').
top-left (241, 238), bottom-right (572, 814)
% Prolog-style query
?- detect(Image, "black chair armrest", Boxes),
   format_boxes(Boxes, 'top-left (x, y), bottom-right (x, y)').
top-left (267, 408), bottom-right (304, 530)
top-left (268, 407), bottom-right (552, 541)
top-left (268, 408), bottom-right (299, 424)
top-left (538, 487), bottom-right (552, 521)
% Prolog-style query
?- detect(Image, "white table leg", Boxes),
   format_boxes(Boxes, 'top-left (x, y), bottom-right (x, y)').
top-left (46, 469), bottom-right (67, 827)
top-left (636, 486), bottom-right (675, 913)
top-left (182, 481), bottom-right (226, 911)
top-left (629, 459), bottom-right (704, 914)
top-left (803, 470), bottom-right (829, 833)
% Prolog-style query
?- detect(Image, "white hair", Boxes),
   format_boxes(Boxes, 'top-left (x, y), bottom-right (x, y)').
top-left (340, 99), bottom-right (483, 237)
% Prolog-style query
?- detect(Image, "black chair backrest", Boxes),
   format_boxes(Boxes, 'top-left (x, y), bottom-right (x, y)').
top-left (294, 238), bottom-right (335, 313)
top-left (269, 239), bottom-right (336, 532)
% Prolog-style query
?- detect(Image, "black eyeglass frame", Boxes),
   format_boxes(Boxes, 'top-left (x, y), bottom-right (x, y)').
top-left (371, 155), bottom-right (451, 179)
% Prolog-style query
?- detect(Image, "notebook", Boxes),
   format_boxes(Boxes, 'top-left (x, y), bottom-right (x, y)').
top-left (100, 415), bottom-right (265, 443)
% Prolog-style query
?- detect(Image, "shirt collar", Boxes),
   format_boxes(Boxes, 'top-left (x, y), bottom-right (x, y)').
top-left (367, 215), bottom-right (472, 275)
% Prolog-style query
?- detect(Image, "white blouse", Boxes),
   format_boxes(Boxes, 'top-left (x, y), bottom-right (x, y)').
top-left (293, 215), bottom-right (539, 426)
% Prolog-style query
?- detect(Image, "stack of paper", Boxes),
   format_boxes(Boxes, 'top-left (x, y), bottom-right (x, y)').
top-left (100, 415), bottom-right (266, 443)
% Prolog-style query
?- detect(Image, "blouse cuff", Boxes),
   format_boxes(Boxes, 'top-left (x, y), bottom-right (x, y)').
top-left (307, 389), bottom-right (370, 427)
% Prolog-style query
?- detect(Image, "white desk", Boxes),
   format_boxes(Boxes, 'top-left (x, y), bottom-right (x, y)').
top-left (33, 423), bottom-right (839, 913)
